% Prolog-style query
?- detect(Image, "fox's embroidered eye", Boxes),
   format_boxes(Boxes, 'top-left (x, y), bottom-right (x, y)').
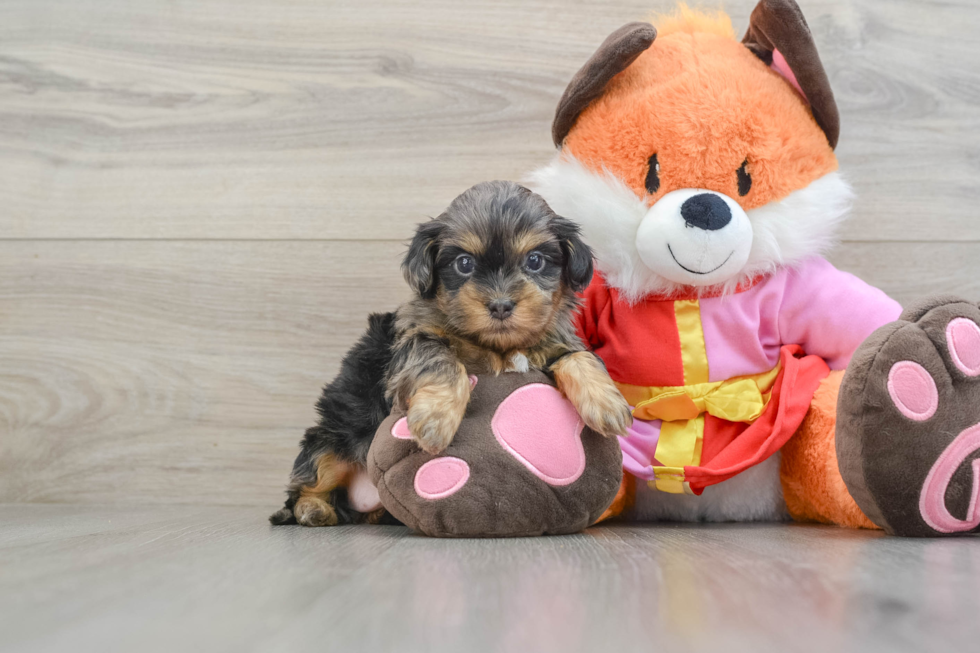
top-left (737, 159), bottom-right (752, 196)
top-left (645, 153), bottom-right (661, 195)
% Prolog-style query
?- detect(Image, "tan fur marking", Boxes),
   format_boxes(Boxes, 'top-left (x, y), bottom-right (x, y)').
top-left (450, 232), bottom-right (486, 257)
top-left (450, 283), bottom-right (493, 335)
top-left (512, 230), bottom-right (550, 257)
top-left (293, 453), bottom-right (352, 527)
top-left (408, 360), bottom-right (471, 453)
top-left (294, 496), bottom-right (338, 527)
top-left (364, 508), bottom-right (388, 525)
top-left (553, 351), bottom-right (632, 437)
top-left (446, 279), bottom-right (559, 353)
top-left (299, 453), bottom-right (351, 499)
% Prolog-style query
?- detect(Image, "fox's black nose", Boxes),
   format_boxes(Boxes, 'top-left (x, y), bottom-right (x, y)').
top-left (681, 193), bottom-right (732, 231)
top-left (488, 299), bottom-right (515, 321)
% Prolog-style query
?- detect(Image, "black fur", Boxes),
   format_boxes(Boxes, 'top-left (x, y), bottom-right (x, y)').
top-left (269, 312), bottom-right (396, 525)
top-left (403, 220), bottom-right (445, 299)
top-left (550, 215), bottom-right (594, 293)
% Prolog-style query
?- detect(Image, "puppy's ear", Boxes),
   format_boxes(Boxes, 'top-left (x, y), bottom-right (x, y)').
top-left (550, 216), bottom-right (594, 293)
top-left (402, 219), bottom-right (445, 299)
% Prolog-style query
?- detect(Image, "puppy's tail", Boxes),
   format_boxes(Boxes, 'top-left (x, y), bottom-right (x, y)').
top-left (269, 485), bottom-right (300, 524)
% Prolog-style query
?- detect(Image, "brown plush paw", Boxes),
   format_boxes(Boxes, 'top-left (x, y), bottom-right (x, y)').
top-left (367, 371), bottom-right (623, 538)
top-left (838, 295), bottom-right (980, 537)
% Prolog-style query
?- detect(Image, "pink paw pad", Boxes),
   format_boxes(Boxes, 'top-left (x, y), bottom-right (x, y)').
top-left (414, 457), bottom-right (470, 500)
top-left (919, 423), bottom-right (980, 533)
top-left (391, 417), bottom-right (413, 440)
top-left (491, 383), bottom-right (586, 486)
top-left (947, 318), bottom-right (980, 377)
top-left (887, 361), bottom-right (939, 422)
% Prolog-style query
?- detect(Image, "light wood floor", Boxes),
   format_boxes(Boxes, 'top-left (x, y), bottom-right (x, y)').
top-left (2, 504), bottom-right (979, 653)
top-left (2, 1), bottom-right (979, 650)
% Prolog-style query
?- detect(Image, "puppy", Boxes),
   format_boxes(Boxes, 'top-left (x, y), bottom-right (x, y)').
top-left (270, 180), bottom-right (632, 527)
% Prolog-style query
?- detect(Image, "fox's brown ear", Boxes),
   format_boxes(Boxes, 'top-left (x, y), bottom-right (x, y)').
top-left (742, 0), bottom-right (840, 149)
top-left (552, 22), bottom-right (656, 148)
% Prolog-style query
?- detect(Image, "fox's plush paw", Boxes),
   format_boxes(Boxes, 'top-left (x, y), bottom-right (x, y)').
top-left (838, 295), bottom-right (980, 537)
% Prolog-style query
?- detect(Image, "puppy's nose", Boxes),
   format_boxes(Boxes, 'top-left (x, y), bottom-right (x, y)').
top-left (681, 193), bottom-right (732, 231)
top-left (487, 299), bottom-right (515, 321)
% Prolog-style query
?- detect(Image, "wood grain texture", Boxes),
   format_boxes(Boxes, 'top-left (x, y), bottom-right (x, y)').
top-left (2, 505), bottom-right (979, 653)
top-left (1, 240), bottom-right (978, 506)
top-left (3, 4), bottom-right (979, 647)
top-left (1, 0), bottom-right (979, 241)
top-left (0, 240), bottom-right (410, 505)
top-left (1, 0), bottom-right (980, 506)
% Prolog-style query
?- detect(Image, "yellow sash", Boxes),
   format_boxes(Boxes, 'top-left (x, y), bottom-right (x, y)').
top-left (616, 365), bottom-right (781, 493)
top-left (618, 366), bottom-right (782, 423)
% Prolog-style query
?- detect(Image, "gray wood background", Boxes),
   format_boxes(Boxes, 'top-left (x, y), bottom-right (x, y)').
top-left (2, 0), bottom-right (979, 507)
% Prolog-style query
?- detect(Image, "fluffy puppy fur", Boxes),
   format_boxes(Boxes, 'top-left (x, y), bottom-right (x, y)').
top-left (270, 180), bottom-right (632, 527)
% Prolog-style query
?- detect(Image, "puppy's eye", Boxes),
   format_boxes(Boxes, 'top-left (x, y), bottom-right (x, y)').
top-left (645, 153), bottom-right (661, 195)
top-left (454, 254), bottom-right (475, 275)
top-left (524, 251), bottom-right (545, 272)
top-left (737, 159), bottom-right (752, 197)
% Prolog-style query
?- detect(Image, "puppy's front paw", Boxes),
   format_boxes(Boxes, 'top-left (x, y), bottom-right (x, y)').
top-left (578, 386), bottom-right (633, 438)
top-left (553, 351), bottom-right (632, 438)
top-left (408, 381), bottom-right (470, 454)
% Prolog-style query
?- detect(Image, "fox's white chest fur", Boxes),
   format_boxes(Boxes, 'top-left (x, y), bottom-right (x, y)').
top-left (628, 454), bottom-right (789, 522)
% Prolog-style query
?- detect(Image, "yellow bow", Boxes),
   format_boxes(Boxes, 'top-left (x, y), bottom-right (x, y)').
top-left (617, 365), bottom-right (782, 424)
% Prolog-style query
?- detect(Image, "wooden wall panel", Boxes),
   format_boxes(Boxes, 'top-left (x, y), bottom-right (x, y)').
top-left (0, 241), bottom-right (411, 505)
top-left (0, 0), bottom-right (978, 241)
top-left (1, 240), bottom-right (977, 506)
top-left (1, 0), bottom-right (978, 505)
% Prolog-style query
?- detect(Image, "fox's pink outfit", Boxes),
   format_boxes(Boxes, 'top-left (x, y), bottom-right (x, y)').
top-left (575, 257), bottom-right (902, 494)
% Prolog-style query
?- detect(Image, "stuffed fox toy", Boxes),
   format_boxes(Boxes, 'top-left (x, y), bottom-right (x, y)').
top-left (529, 0), bottom-right (980, 536)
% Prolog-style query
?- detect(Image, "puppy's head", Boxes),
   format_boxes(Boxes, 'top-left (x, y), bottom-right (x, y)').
top-left (403, 181), bottom-right (592, 351)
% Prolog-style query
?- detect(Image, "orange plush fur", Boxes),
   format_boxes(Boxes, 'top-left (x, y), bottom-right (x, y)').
top-left (780, 371), bottom-right (878, 529)
top-left (564, 6), bottom-right (838, 212)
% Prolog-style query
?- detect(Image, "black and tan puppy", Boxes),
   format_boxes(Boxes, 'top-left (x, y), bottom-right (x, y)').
top-left (270, 181), bottom-right (632, 527)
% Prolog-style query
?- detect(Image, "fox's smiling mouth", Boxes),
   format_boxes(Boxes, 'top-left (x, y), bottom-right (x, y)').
top-left (667, 244), bottom-right (735, 276)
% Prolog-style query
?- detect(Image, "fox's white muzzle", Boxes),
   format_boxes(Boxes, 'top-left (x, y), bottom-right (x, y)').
top-left (635, 188), bottom-right (752, 287)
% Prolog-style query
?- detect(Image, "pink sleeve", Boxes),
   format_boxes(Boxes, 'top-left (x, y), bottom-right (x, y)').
top-left (777, 258), bottom-right (903, 370)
